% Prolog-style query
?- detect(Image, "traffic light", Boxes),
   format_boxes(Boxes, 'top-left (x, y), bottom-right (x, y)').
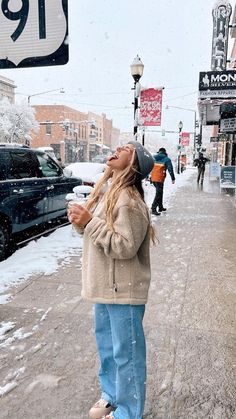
top-left (196, 134), bottom-right (202, 146)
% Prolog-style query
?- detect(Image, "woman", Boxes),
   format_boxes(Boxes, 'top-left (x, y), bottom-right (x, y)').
top-left (68, 141), bottom-right (154, 419)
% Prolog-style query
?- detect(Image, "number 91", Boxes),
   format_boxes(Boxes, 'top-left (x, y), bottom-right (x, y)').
top-left (1, 0), bottom-right (46, 41)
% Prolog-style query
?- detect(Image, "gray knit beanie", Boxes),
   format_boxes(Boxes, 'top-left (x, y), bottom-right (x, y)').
top-left (128, 141), bottom-right (154, 180)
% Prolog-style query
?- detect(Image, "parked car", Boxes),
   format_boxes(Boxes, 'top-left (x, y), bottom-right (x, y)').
top-left (66, 162), bottom-right (106, 186)
top-left (0, 144), bottom-right (82, 260)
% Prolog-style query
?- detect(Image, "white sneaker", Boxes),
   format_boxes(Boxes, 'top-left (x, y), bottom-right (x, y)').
top-left (89, 399), bottom-right (114, 419)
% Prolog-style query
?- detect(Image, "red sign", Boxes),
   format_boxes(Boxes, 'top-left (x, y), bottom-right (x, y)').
top-left (181, 132), bottom-right (190, 146)
top-left (139, 88), bottom-right (163, 126)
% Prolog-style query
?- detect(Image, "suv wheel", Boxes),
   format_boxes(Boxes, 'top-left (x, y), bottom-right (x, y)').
top-left (0, 223), bottom-right (10, 261)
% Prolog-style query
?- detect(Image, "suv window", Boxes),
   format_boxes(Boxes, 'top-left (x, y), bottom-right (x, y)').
top-left (0, 154), bottom-right (7, 180)
top-left (8, 150), bottom-right (40, 179)
top-left (36, 153), bottom-right (62, 177)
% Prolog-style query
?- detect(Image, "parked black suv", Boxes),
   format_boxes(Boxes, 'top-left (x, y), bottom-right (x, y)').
top-left (0, 144), bottom-right (82, 260)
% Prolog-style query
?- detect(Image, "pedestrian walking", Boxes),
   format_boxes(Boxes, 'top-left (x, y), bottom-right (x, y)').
top-left (67, 141), bottom-right (155, 419)
top-left (193, 151), bottom-right (210, 184)
top-left (150, 147), bottom-right (175, 216)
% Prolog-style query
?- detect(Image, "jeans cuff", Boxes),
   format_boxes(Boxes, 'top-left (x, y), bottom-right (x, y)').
top-left (101, 391), bottom-right (116, 407)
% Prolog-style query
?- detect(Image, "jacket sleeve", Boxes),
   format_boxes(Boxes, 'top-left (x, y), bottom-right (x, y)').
top-left (166, 158), bottom-right (175, 181)
top-left (84, 205), bottom-right (149, 259)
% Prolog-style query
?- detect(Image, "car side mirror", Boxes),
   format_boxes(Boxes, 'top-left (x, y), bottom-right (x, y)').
top-left (63, 167), bottom-right (73, 178)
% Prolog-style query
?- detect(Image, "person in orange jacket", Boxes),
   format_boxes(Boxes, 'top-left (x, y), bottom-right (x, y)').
top-left (150, 147), bottom-right (175, 216)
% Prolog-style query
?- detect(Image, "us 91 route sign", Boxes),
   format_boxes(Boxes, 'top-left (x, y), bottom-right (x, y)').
top-left (0, 0), bottom-right (68, 69)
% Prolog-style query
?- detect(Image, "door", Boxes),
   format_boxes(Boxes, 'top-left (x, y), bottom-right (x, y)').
top-left (36, 152), bottom-right (68, 220)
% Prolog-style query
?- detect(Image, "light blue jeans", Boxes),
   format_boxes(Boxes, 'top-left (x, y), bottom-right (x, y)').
top-left (94, 304), bottom-right (146, 419)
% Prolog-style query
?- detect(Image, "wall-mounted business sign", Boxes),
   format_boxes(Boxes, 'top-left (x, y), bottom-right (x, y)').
top-left (199, 70), bottom-right (236, 98)
top-left (0, 0), bottom-right (68, 69)
top-left (220, 117), bottom-right (236, 132)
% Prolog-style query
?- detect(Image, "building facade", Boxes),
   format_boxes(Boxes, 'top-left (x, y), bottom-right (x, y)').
top-left (198, 1), bottom-right (236, 168)
top-left (111, 127), bottom-right (121, 151)
top-left (31, 105), bottom-right (120, 163)
top-left (0, 75), bottom-right (16, 103)
top-left (31, 105), bottom-right (89, 163)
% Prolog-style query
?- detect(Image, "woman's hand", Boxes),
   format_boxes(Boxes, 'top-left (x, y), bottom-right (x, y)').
top-left (67, 203), bottom-right (92, 227)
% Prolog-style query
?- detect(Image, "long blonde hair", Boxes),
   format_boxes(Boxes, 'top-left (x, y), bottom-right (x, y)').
top-left (85, 152), bottom-right (156, 244)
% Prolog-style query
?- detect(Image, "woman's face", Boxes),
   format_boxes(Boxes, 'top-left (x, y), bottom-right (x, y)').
top-left (107, 144), bottom-right (135, 172)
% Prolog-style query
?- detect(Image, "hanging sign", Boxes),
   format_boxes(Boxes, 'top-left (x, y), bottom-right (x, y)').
top-left (181, 132), bottom-right (190, 146)
top-left (211, 1), bottom-right (232, 71)
top-left (0, 0), bottom-right (68, 69)
top-left (139, 88), bottom-right (163, 126)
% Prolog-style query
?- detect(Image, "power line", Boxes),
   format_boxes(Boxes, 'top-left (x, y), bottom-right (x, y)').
top-left (164, 91), bottom-right (198, 102)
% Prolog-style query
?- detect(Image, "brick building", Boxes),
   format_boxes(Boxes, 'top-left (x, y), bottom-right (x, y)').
top-left (31, 105), bottom-right (89, 163)
top-left (31, 105), bottom-right (120, 163)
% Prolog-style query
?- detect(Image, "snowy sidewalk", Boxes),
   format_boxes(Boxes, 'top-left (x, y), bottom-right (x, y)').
top-left (0, 170), bottom-right (236, 419)
top-left (145, 173), bottom-right (236, 418)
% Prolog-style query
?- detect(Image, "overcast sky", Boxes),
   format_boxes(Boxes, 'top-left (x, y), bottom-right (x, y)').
top-left (1, 0), bottom-right (234, 138)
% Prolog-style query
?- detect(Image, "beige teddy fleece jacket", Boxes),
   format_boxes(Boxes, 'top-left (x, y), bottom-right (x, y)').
top-left (81, 189), bottom-right (151, 305)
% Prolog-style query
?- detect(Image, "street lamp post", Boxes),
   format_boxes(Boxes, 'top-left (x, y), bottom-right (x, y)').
top-left (166, 105), bottom-right (197, 159)
top-left (28, 88), bottom-right (65, 105)
top-left (130, 55), bottom-right (144, 139)
top-left (177, 120), bottom-right (183, 174)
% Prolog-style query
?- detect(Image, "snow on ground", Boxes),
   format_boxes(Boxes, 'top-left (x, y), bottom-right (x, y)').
top-left (0, 227), bottom-right (82, 300)
top-left (0, 167), bottom-right (195, 303)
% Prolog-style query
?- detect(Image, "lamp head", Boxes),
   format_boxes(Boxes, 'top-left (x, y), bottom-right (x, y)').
top-left (130, 55), bottom-right (144, 82)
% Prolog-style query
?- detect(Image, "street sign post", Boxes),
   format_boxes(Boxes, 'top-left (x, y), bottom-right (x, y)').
top-left (0, 0), bottom-right (68, 69)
